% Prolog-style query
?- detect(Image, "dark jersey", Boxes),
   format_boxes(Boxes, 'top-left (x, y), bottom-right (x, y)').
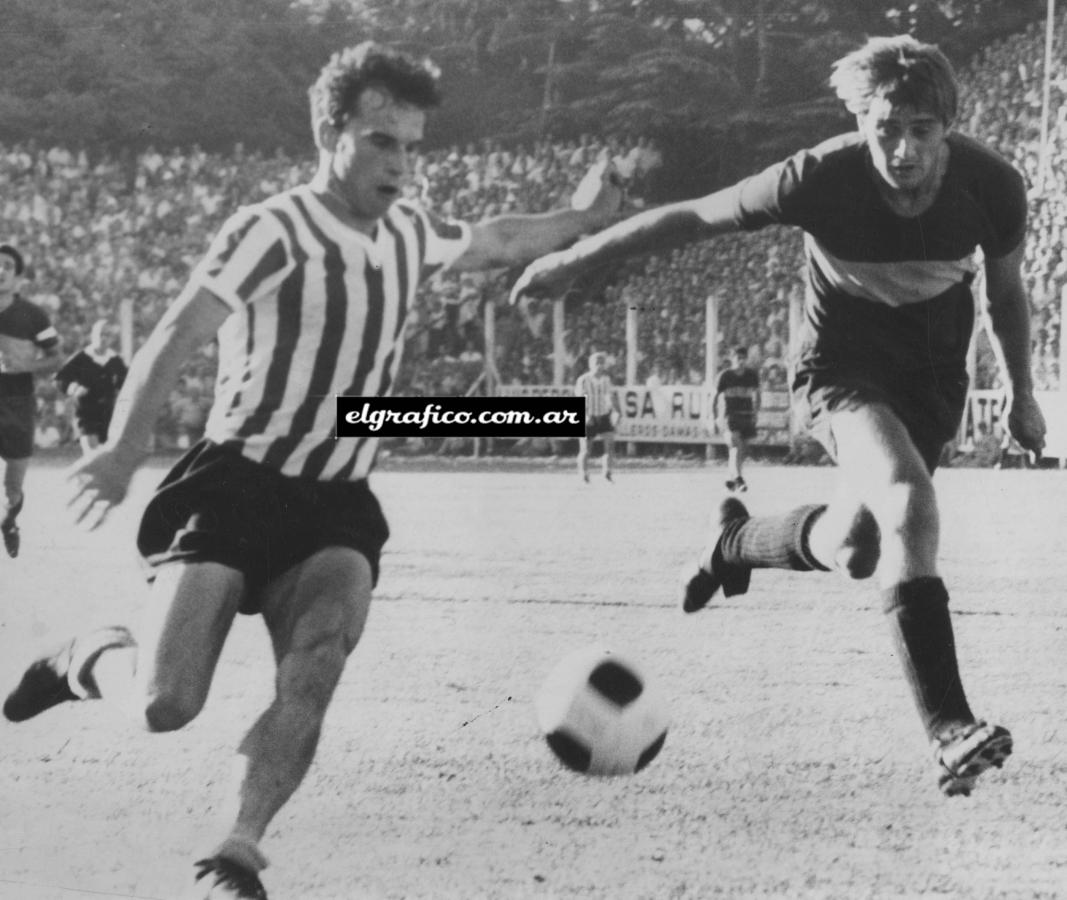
top-left (0, 296), bottom-right (60, 398)
top-left (730, 132), bottom-right (1027, 381)
top-left (55, 349), bottom-right (128, 429)
top-left (716, 367), bottom-right (760, 425)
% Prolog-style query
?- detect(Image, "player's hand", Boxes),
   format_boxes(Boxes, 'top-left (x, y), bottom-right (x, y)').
top-left (1005, 391), bottom-right (1046, 464)
top-left (571, 160), bottom-right (626, 226)
top-left (65, 440), bottom-right (147, 529)
top-left (508, 250), bottom-right (575, 306)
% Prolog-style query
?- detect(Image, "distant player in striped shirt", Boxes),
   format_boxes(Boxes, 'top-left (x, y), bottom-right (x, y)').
top-left (575, 351), bottom-right (620, 482)
top-left (3, 43), bottom-right (622, 899)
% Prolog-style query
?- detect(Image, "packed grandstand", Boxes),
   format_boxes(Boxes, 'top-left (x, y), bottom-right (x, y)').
top-left (3, 15), bottom-right (1063, 451)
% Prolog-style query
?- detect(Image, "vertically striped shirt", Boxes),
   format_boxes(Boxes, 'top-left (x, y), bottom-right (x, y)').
top-left (191, 185), bottom-right (471, 480)
top-left (575, 371), bottom-right (614, 419)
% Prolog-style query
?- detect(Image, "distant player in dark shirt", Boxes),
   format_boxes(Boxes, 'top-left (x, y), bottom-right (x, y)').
top-left (55, 318), bottom-right (128, 453)
top-left (714, 345), bottom-right (760, 492)
top-left (0, 242), bottom-right (61, 557)
top-left (512, 36), bottom-right (1046, 798)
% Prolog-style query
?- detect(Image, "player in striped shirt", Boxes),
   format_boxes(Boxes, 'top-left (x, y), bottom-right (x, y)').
top-left (511, 37), bottom-right (1045, 798)
top-left (575, 351), bottom-right (620, 482)
top-left (0, 242), bottom-right (62, 558)
top-left (3, 43), bottom-right (622, 899)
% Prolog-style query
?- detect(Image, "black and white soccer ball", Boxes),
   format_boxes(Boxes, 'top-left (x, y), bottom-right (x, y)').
top-left (535, 645), bottom-right (670, 777)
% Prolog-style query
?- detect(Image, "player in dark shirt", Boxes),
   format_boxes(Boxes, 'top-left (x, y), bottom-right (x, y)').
top-left (714, 345), bottom-right (760, 492)
top-left (0, 243), bottom-right (61, 557)
top-left (511, 36), bottom-right (1046, 797)
top-left (55, 318), bottom-right (128, 453)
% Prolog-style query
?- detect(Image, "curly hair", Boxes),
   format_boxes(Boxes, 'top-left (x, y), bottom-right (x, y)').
top-left (308, 42), bottom-right (443, 130)
top-left (829, 35), bottom-right (958, 125)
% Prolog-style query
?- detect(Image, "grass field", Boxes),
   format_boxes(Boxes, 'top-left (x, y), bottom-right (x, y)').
top-left (1, 458), bottom-right (1066, 900)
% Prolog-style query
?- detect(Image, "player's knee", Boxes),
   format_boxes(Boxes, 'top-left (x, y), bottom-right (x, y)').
top-left (278, 636), bottom-right (350, 714)
top-left (835, 507), bottom-right (881, 580)
top-left (876, 477), bottom-right (939, 554)
top-left (141, 690), bottom-right (204, 733)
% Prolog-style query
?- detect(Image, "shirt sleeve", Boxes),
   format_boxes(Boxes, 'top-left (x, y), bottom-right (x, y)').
top-left (190, 207), bottom-right (293, 312)
top-left (412, 205), bottom-right (472, 278)
top-left (978, 163), bottom-right (1028, 258)
top-left (732, 147), bottom-right (821, 232)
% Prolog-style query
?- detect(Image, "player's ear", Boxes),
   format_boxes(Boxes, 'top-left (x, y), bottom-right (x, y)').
top-left (315, 116), bottom-right (339, 152)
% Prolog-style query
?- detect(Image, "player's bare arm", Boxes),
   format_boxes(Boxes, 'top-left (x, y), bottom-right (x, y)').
top-left (454, 162), bottom-right (625, 272)
top-left (508, 185), bottom-right (743, 304)
top-left (981, 241), bottom-right (1047, 456)
top-left (67, 285), bottom-right (232, 520)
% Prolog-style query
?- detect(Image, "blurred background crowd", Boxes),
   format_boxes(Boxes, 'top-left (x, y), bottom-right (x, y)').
top-left (2, 14), bottom-right (1063, 451)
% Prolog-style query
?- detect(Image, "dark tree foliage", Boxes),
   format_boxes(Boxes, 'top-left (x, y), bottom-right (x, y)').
top-left (0, 0), bottom-right (330, 154)
top-left (0, 0), bottom-right (1048, 185)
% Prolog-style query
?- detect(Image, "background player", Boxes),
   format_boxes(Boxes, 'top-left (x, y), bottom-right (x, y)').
top-left (0, 242), bottom-right (61, 558)
top-left (2, 43), bottom-right (622, 900)
top-left (511, 35), bottom-right (1046, 798)
top-left (575, 350), bottom-right (620, 482)
top-left (54, 318), bottom-right (128, 454)
top-left (714, 344), bottom-right (760, 492)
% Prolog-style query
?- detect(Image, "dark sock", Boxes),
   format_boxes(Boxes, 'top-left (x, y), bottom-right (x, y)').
top-left (718, 504), bottom-right (830, 571)
top-left (883, 577), bottom-right (973, 740)
top-left (2, 493), bottom-right (23, 527)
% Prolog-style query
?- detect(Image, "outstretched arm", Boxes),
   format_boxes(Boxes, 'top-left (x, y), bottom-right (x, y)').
top-left (982, 242), bottom-right (1046, 458)
top-left (454, 162), bottom-right (625, 272)
top-left (508, 185), bottom-right (744, 304)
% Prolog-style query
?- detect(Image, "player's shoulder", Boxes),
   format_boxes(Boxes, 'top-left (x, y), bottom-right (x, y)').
top-left (786, 132), bottom-right (867, 180)
top-left (10, 294), bottom-right (51, 321)
top-left (243, 185), bottom-right (309, 220)
top-left (946, 132), bottom-right (1025, 186)
top-left (214, 189), bottom-right (296, 241)
top-left (390, 199), bottom-right (468, 242)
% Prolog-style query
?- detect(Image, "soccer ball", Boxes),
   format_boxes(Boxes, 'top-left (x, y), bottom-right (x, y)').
top-left (535, 645), bottom-right (670, 777)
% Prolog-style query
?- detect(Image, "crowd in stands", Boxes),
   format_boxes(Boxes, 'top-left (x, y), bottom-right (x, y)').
top-left (2, 13), bottom-right (1065, 452)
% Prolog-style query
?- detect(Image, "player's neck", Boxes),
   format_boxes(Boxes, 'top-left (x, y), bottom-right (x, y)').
top-left (309, 172), bottom-right (379, 237)
top-left (0, 291), bottom-right (14, 312)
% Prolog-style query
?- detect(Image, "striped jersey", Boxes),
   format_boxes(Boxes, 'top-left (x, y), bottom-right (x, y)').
top-left (190, 185), bottom-right (471, 480)
top-left (575, 371), bottom-right (614, 419)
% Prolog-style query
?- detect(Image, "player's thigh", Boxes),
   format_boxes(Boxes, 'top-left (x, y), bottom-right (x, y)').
top-left (259, 547), bottom-right (373, 693)
top-left (825, 402), bottom-right (940, 547)
top-left (135, 560), bottom-right (245, 711)
top-left (827, 402), bottom-right (931, 491)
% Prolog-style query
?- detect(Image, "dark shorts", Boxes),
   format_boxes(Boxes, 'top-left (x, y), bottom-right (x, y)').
top-left (584, 413), bottom-right (614, 439)
top-left (74, 414), bottom-right (110, 442)
top-left (75, 401), bottom-right (114, 441)
top-left (793, 369), bottom-right (968, 474)
top-left (137, 440), bottom-right (390, 614)
top-left (724, 416), bottom-right (757, 442)
top-left (0, 395), bottom-right (35, 459)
